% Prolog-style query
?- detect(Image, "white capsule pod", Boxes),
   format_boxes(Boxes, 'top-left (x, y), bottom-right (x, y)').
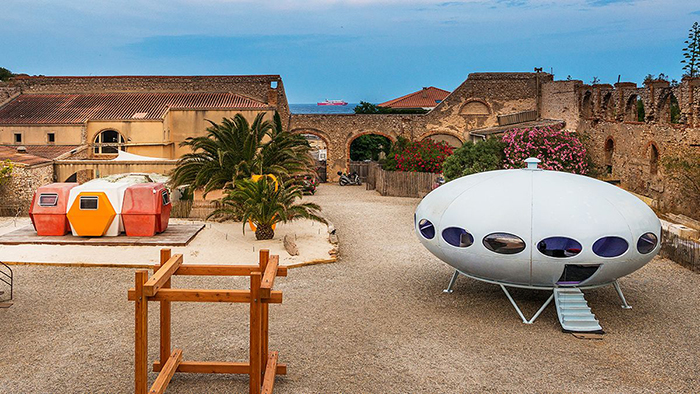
top-left (415, 163), bottom-right (661, 288)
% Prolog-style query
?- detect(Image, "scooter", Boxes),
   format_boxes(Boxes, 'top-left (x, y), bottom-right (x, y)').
top-left (337, 171), bottom-right (361, 186)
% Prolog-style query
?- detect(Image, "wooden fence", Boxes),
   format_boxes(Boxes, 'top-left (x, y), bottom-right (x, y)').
top-left (365, 163), bottom-right (439, 198)
top-left (348, 161), bottom-right (371, 182)
top-left (660, 229), bottom-right (700, 272)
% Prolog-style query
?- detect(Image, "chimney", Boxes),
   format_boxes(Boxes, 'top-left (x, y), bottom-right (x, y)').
top-left (267, 80), bottom-right (278, 107)
top-left (421, 87), bottom-right (428, 98)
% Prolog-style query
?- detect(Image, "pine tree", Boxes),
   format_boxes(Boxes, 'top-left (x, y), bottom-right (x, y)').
top-left (682, 22), bottom-right (700, 78)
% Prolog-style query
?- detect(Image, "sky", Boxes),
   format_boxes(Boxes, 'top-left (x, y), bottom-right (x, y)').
top-left (1, 0), bottom-right (699, 103)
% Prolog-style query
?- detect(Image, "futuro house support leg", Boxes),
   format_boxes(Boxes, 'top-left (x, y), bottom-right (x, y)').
top-left (443, 270), bottom-right (460, 294)
top-left (613, 280), bottom-right (632, 309)
top-left (500, 285), bottom-right (553, 324)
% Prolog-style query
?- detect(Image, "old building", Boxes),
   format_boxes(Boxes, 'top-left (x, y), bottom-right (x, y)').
top-left (378, 86), bottom-right (450, 110)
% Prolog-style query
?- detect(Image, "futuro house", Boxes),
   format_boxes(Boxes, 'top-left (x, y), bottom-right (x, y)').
top-left (415, 158), bottom-right (661, 333)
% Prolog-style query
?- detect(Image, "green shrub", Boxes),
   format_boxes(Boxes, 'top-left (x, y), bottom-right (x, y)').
top-left (442, 138), bottom-right (505, 181)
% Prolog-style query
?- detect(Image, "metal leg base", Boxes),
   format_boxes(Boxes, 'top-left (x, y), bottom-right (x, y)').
top-left (613, 280), bottom-right (632, 309)
top-left (500, 284), bottom-right (554, 324)
top-left (443, 270), bottom-right (460, 293)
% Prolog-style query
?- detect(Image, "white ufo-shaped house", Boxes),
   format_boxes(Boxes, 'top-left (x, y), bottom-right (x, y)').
top-left (415, 158), bottom-right (661, 332)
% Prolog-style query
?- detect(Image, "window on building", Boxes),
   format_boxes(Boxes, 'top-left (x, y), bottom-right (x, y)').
top-left (14, 133), bottom-right (22, 144)
top-left (94, 130), bottom-right (125, 154)
top-left (47, 133), bottom-right (55, 144)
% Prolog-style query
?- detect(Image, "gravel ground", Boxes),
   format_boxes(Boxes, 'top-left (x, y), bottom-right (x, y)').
top-left (1, 184), bottom-right (699, 393)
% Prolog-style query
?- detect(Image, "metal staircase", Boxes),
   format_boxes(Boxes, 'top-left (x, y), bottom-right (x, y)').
top-left (554, 288), bottom-right (602, 333)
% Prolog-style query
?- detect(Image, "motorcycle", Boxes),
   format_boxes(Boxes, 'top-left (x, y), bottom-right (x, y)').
top-left (337, 171), bottom-right (361, 186)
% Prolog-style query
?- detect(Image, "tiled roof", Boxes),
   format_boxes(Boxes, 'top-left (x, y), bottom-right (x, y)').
top-left (0, 92), bottom-right (268, 125)
top-left (379, 87), bottom-right (450, 109)
top-left (0, 146), bottom-right (53, 166)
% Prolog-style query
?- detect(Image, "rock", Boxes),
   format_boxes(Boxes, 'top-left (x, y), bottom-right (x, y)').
top-left (283, 235), bottom-right (299, 256)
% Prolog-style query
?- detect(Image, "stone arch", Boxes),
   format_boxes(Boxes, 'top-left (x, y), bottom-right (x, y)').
top-left (647, 141), bottom-right (660, 176)
top-left (604, 136), bottom-right (615, 175)
top-left (419, 131), bottom-right (464, 148)
top-left (346, 131), bottom-right (396, 168)
top-left (624, 94), bottom-right (644, 122)
top-left (601, 92), bottom-right (614, 120)
top-left (290, 128), bottom-right (331, 182)
top-left (459, 99), bottom-right (491, 116)
top-left (657, 92), bottom-right (680, 124)
top-left (581, 91), bottom-right (593, 119)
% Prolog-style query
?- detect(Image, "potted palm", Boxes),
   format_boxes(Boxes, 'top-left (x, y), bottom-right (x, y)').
top-left (214, 177), bottom-right (326, 240)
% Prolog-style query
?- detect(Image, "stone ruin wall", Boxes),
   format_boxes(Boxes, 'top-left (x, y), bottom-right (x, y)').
top-left (543, 77), bottom-right (700, 220)
top-left (0, 163), bottom-right (54, 215)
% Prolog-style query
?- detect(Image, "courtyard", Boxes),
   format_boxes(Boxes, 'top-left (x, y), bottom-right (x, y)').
top-left (0, 184), bottom-right (699, 393)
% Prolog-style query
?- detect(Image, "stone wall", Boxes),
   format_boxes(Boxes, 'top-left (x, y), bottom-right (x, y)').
top-left (0, 163), bottom-right (54, 215)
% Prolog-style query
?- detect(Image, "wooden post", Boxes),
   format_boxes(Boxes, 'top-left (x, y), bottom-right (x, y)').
top-left (250, 271), bottom-right (262, 394)
top-left (135, 269), bottom-right (149, 394)
top-left (159, 249), bottom-right (172, 368)
top-left (259, 250), bottom-right (269, 376)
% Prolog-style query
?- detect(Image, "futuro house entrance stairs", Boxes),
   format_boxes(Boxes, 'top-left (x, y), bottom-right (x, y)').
top-left (553, 288), bottom-right (602, 333)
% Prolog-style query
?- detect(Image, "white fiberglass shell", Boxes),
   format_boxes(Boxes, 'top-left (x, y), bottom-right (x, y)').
top-left (415, 168), bottom-right (661, 288)
top-left (67, 179), bottom-right (131, 236)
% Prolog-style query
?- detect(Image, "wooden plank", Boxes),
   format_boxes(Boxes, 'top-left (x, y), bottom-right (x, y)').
top-left (259, 249), bottom-right (269, 271)
top-left (260, 255), bottom-right (279, 298)
top-left (0, 223), bottom-right (204, 246)
top-left (148, 348), bottom-right (183, 394)
top-left (135, 270), bottom-right (149, 394)
top-left (152, 360), bottom-right (287, 375)
top-left (158, 249), bottom-right (172, 365)
top-left (259, 250), bottom-right (270, 372)
top-left (250, 272), bottom-right (262, 394)
top-left (261, 352), bottom-right (278, 394)
top-left (144, 254), bottom-right (183, 296)
top-left (128, 288), bottom-right (283, 304)
top-left (173, 264), bottom-right (287, 277)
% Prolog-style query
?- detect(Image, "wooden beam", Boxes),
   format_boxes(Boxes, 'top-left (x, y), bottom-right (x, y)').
top-left (250, 272), bottom-right (262, 394)
top-left (148, 348), bottom-right (182, 394)
top-left (158, 249), bottom-right (172, 366)
top-left (135, 270), bottom-right (149, 394)
top-left (259, 249), bottom-right (269, 272)
top-left (153, 360), bottom-right (287, 375)
top-left (261, 352), bottom-right (279, 394)
top-left (172, 264), bottom-right (287, 277)
top-left (260, 255), bottom-right (279, 298)
top-left (128, 288), bottom-right (283, 304)
top-left (144, 254), bottom-right (183, 296)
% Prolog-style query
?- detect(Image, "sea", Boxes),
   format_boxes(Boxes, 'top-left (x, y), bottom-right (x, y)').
top-left (289, 103), bottom-right (359, 115)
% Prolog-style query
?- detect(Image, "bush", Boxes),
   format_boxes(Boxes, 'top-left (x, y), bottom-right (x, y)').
top-left (354, 101), bottom-right (428, 114)
top-left (442, 138), bottom-right (505, 181)
top-left (380, 136), bottom-right (410, 171)
top-left (502, 125), bottom-right (588, 174)
top-left (394, 139), bottom-right (453, 173)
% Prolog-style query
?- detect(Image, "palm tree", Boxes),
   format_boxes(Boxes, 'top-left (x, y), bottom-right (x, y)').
top-left (170, 112), bottom-right (314, 196)
top-left (213, 177), bottom-right (326, 240)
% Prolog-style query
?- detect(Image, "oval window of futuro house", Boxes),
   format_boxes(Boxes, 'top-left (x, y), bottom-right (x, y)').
top-left (442, 227), bottom-right (474, 248)
top-left (592, 236), bottom-right (628, 258)
top-left (537, 237), bottom-right (582, 258)
top-left (418, 219), bottom-right (435, 239)
top-left (637, 232), bottom-right (658, 254)
top-left (483, 233), bottom-right (526, 255)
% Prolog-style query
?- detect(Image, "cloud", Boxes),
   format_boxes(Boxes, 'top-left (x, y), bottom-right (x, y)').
top-left (586, 0), bottom-right (635, 6)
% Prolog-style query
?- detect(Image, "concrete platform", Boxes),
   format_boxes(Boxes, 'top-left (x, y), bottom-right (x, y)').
top-left (0, 223), bottom-right (204, 246)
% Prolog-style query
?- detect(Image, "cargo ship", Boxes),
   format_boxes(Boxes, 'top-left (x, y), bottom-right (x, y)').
top-left (317, 99), bottom-right (348, 106)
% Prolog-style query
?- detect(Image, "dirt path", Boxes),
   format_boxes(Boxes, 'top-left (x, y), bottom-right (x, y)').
top-left (1, 184), bottom-right (699, 393)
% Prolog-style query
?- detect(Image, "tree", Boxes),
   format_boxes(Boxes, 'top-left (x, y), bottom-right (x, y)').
top-left (0, 160), bottom-right (13, 185)
top-left (682, 22), bottom-right (700, 78)
top-left (349, 134), bottom-right (391, 161)
top-left (381, 136), bottom-right (411, 171)
top-left (663, 153), bottom-right (700, 196)
top-left (394, 139), bottom-right (454, 173)
top-left (170, 112), bottom-right (313, 195)
top-left (213, 177), bottom-right (326, 240)
top-left (354, 101), bottom-right (428, 115)
top-left (442, 138), bottom-right (505, 181)
top-left (0, 67), bottom-right (12, 82)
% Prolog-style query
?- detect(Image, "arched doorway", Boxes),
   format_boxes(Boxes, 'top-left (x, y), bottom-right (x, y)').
top-left (347, 133), bottom-right (394, 182)
top-left (604, 137), bottom-right (614, 175)
top-left (65, 172), bottom-right (78, 183)
top-left (93, 129), bottom-right (125, 154)
top-left (300, 133), bottom-right (329, 182)
top-left (601, 92), bottom-right (614, 120)
top-left (649, 143), bottom-right (659, 176)
top-left (658, 93), bottom-right (681, 124)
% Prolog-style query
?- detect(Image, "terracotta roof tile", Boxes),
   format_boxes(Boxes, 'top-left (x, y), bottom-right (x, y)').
top-left (379, 87), bottom-right (450, 109)
top-left (0, 92), bottom-right (268, 125)
top-left (0, 146), bottom-right (53, 166)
